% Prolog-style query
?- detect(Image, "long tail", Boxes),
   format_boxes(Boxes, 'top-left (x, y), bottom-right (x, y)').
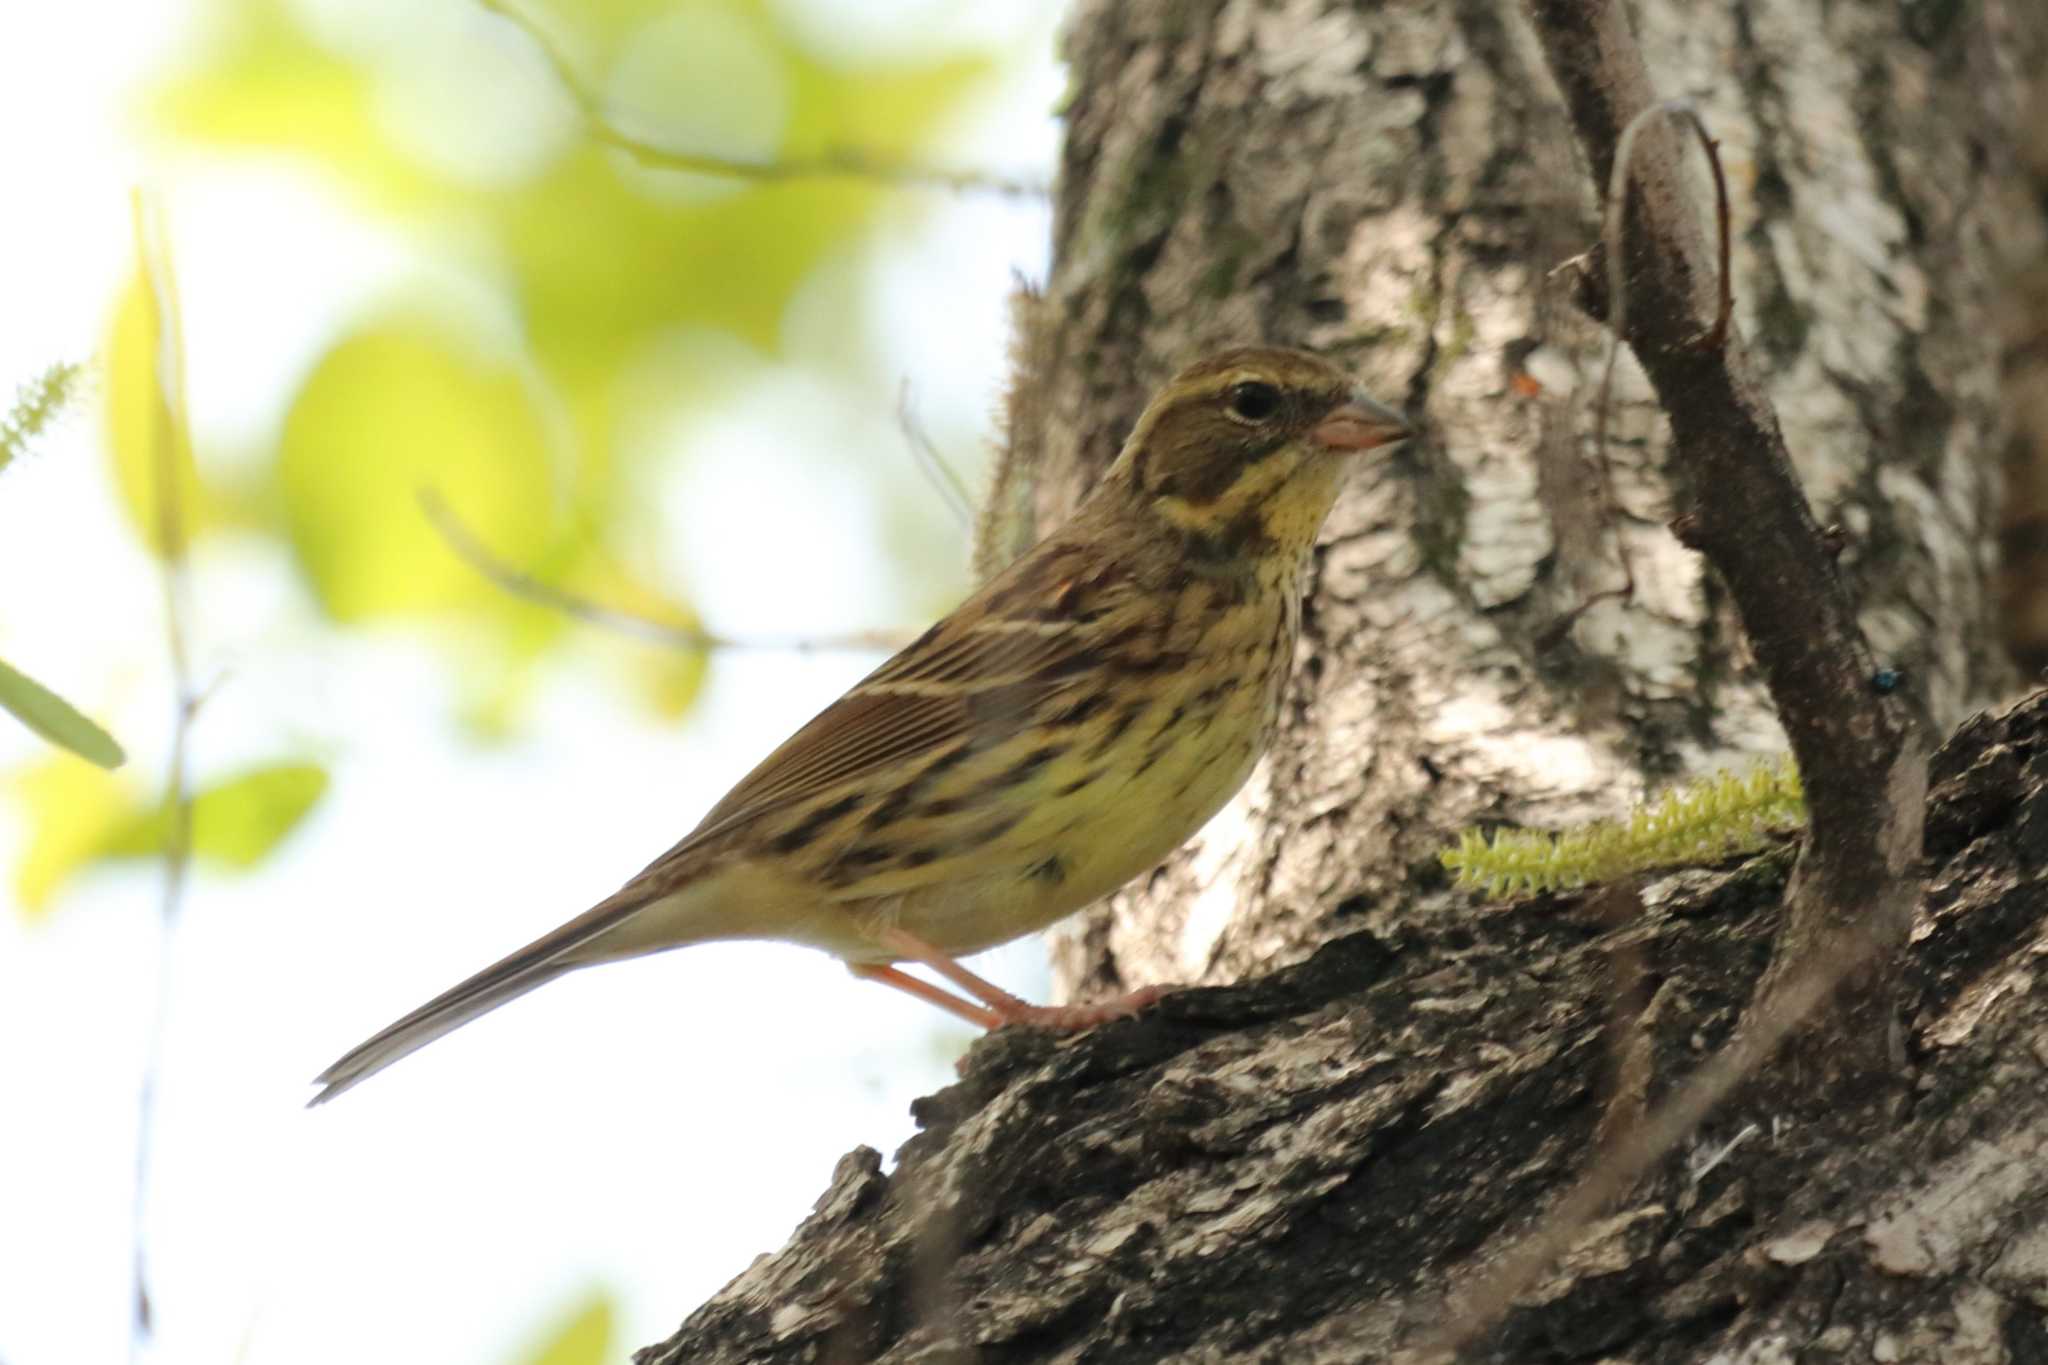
top-left (308, 885), bottom-right (657, 1106)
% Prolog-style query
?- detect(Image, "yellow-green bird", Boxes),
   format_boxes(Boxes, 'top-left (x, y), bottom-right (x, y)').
top-left (310, 347), bottom-right (1409, 1104)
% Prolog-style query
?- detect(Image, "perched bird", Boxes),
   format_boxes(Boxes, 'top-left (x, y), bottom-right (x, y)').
top-left (310, 347), bottom-right (1409, 1104)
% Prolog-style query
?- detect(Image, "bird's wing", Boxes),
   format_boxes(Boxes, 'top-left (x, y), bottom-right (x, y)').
top-left (673, 544), bottom-right (1135, 853)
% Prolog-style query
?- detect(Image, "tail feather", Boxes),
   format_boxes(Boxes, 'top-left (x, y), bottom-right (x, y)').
top-left (308, 960), bottom-right (573, 1105)
top-left (308, 885), bottom-right (658, 1106)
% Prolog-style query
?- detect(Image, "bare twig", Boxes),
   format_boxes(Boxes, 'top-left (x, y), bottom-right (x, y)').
top-left (896, 379), bottom-right (975, 531)
top-left (1550, 98), bottom-right (1737, 648)
top-left (1422, 0), bottom-right (1931, 1349)
top-left (419, 490), bottom-right (917, 655)
top-left (1595, 99), bottom-right (1735, 483)
top-left (1586, 884), bottom-right (1651, 1155)
top-left (128, 188), bottom-right (207, 1365)
top-left (476, 0), bottom-right (1047, 199)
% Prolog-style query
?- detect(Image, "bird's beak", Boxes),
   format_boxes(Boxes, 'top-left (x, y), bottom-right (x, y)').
top-left (1310, 390), bottom-right (1412, 452)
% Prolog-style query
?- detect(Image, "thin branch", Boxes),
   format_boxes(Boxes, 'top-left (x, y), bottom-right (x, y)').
top-left (419, 490), bottom-right (917, 655)
top-left (128, 188), bottom-right (207, 1365)
top-left (1595, 99), bottom-right (1735, 479)
top-left (1431, 0), bottom-right (1930, 1349)
top-left (1549, 98), bottom-right (1736, 648)
top-left (897, 379), bottom-right (975, 531)
top-left (476, 0), bottom-right (1047, 199)
top-left (1587, 883), bottom-right (1651, 1156)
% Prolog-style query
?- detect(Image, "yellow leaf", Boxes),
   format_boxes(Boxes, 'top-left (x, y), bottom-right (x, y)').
top-left (8, 758), bottom-right (132, 918)
top-left (278, 319), bottom-right (557, 621)
top-left (104, 269), bottom-right (214, 556)
top-left (101, 762), bottom-right (330, 870)
top-left (629, 643), bottom-right (709, 719)
top-left (147, 0), bottom-right (438, 211)
top-left (784, 45), bottom-right (995, 166)
top-left (147, 0), bottom-right (1008, 512)
top-left (516, 1294), bottom-right (613, 1365)
top-left (564, 552), bottom-right (709, 719)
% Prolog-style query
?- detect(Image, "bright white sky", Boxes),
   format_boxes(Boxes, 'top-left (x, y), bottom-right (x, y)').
top-left (0, 3), bottom-right (1062, 1362)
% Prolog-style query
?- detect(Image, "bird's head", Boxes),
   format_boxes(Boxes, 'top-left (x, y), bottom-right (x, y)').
top-left (1108, 347), bottom-right (1411, 571)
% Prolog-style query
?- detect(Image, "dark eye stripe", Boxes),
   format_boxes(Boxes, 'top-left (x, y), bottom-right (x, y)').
top-left (1129, 367), bottom-right (1347, 501)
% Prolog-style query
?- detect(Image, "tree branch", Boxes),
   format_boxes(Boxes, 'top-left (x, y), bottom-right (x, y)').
top-left (127, 188), bottom-right (207, 1365)
top-left (1419, 0), bottom-right (1936, 1347)
top-left (477, 0), bottom-right (1048, 200)
top-left (420, 490), bottom-right (917, 655)
top-left (1522, 1), bottom-right (1925, 960)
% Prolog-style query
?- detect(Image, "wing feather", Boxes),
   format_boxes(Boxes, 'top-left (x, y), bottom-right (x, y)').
top-left (652, 544), bottom-right (1133, 865)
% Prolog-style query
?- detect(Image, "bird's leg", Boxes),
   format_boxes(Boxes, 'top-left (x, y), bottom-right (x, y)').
top-left (846, 962), bottom-right (1001, 1030)
top-left (872, 927), bottom-right (1168, 1032)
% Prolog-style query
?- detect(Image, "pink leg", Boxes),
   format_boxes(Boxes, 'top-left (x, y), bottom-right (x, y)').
top-left (848, 962), bottom-right (1001, 1030)
top-left (872, 926), bottom-right (1169, 1033)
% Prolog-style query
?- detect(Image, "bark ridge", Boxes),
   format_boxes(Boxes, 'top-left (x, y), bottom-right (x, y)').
top-left (641, 690), bottom-right (2048, 1364)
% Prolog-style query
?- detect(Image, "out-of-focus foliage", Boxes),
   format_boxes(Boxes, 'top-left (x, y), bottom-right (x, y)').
top-left (517, 1293), bottom-right (614, 1365)
top-left (0, 360), bottom-right (86, 477)
top-left (140, 0), bottom-right (996, 729)
top-left (0, 363), bottom-right (124, 770)
top-left (0, 657), bottom-right (125, 770)
top-left (9, 0), bottom-right (1004, 911)
top-left (106, 269), bottom-right (226, 554)
top-left (279, 317), bottom-right (557, 622)
top-left (8, 194), bottom-right (330, 918)
top-left (9, 752), bottom-right (331, 918)
top-left (102, 760), bottom-right (330, 868)
top-left (10, 758), bottom-right (131, 915)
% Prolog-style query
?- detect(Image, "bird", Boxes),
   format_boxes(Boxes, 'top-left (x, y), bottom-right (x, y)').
top-left (309, 346), bottom-right (1410, 1104)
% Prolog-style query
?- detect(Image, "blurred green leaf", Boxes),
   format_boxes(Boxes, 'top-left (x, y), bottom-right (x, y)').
top-left (103, 762), bottom-right (330, 869)
top-left (105, 266), bottom-right (223, 555)
top-left (154, 0), bottom-right (999, 472)
top-left (279, 318), bottom-right (557, 621)
top-left (0, 657), bottom-right (125, 769)
top-left (8, 758), bottom-right (131, 917)
top-left (149, 0), bottom-right (440, 210)
top-left (516, 1294), bottom-right (613, 1365)
top-left (567, 552), bottom-right (709, 718)
top-left (146, 0), bottom-right (999, 731)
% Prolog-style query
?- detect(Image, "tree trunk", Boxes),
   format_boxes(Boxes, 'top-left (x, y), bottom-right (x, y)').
top-left (1027, 0), bottom-right (2029, 1002)
top-left (2002, 71), bottom-right (2048, 676)
top-left (640, 0), bottom-right (2048, 1358)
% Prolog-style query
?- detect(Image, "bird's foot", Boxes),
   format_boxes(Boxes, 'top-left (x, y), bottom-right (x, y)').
top-left (987, 984), bottom-right (1169, 1033)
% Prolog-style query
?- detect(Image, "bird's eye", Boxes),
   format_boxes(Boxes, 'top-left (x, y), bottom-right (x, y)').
top-left (1226, 381), bottom-right (1282, 424)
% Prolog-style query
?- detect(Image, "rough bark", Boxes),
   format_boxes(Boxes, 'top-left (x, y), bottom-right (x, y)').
top-left (1516, 0), bottom-right (1929, 1105)
top-left (638, 2), bottom-right (2048, 1358)
top-left (2001, 73), bottom-right (2048, 675)
top-left (640, 687), bottom-right (2048, 1364)
top-left (1025, 0), bottom-right (2032, 1007)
